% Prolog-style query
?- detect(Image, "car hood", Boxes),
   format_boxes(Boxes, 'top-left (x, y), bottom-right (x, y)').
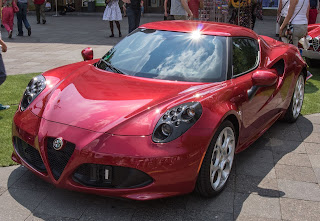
top-left (307, 24), bottom-right (320, 38)
top-left (33, 64), bottom-right (211, 135)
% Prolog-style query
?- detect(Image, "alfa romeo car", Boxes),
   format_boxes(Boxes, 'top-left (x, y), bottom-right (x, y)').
top-left (299, 23), bottom-right (320, 67)
top-left (12, 21), bottom-right (308, 200)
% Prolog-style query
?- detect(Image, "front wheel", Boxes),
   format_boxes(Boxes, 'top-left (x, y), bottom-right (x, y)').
top-left (196, 120), bottom-right (236, 197)
top-left (284, 74), bottom-right (305, 123)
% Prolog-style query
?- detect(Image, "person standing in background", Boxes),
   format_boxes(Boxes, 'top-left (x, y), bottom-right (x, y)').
top-left (123, 0), bottom-right (142, 33)
top-left (277, 0), bottom-right (289, 40)
top-left (280, 0), bottom-right (309, 47)
top-left (103, 0), bottom-right (122, 37)
top-left (309, 0), bottom-right (318, 23)
top-left (33, 0), bottom-right (46, 24)
top-left (16, 0), bottom-right (31, 36)
top-left (0, 29), bottom-right (9, 110)
top-left (0, 0), bottom-right (16, 38)
top-left (164, 0), bottom-right (172, 20)
top-left (45, 0), bottom-right (51, 12)
top-left (140, 0), bottom-right (144, 17)
top-left (188, 0), bottom-right (203, 20)
top-left (171, 0), bottom-right (193, 20)
top-left (228, 0), bottom-right (253, 29)
top-left (317, 0), bottom-right (320, 23)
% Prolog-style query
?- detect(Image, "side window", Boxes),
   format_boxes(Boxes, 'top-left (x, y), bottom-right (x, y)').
top-left (232, 38), bottom-right (259, 76)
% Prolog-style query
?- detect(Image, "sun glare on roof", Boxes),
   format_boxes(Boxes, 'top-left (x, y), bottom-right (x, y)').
top-left (190, 30), bottom-right (202, 40)
top-left (190, 24), bottom-right (204, 41)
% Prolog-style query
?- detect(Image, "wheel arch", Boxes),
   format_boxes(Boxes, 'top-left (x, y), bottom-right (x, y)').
top-left (301, 65), bottom-right (308, 80)
top-left (223, 113), bottom-right (240, 142)
top-left (196, 109), bottom-right (240, 173)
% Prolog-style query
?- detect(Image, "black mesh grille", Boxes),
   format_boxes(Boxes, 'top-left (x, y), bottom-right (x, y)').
top-left (47, 137), bottom-right (76, 180)
top-left (73, 164), bottom-right (153, 188)
top-left (13, 137), bottom-right (46, 172)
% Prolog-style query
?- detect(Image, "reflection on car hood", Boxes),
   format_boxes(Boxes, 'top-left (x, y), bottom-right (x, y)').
top-left (34, 64), bottom-right (211, 135)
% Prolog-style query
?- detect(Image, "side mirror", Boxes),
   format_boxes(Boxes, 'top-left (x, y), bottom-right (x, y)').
top-left (252, 69), bottom-right (278, 87)
top-left (248, 69), bottom-right (278, 100)
top-left (81, 47), bottom-right (93, 61)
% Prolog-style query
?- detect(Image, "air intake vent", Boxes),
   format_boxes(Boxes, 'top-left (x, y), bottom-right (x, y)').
top-left (73, 164), bottom-right (153, 189)
top-left (47, 137), bottom-right (75, 180)
top-left (14, 137), bottom-right (46, 172)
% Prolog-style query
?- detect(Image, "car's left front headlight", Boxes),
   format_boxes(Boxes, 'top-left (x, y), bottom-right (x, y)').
top-left (152, 102), bottom-right (202, 143)
top-left (20, 75), bottom-right (46, 111)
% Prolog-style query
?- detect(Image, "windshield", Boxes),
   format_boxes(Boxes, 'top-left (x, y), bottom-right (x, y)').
top-left (97, 29), bottom-right (227, 83)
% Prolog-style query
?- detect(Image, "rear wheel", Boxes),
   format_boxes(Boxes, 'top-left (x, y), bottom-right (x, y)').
top-left (284, 74), bottom-right (305, 123)
top-left (196, 120), bottom-right (236, 197)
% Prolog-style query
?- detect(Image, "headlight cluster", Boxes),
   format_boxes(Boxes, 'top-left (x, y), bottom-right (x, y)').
top-left (312, 36), bottom-right (320, 51)
top-left (152, 102), bottom-right (202, 143)
top-left (20, 75), bottom-right (46, 111)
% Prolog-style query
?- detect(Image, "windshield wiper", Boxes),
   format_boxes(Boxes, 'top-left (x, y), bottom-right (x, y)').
top-left (99, 59), bottom-right (127, 75)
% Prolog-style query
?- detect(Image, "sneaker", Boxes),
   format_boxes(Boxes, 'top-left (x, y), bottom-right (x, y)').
top-left (27, 27), bottom-right (31, 36)
top-left (0, 104), bottom-right (10, 110)
top-left (16, 33), bottom-right (23, 36)
top-left (119, 33), bottom-right (122, 37)
top-left (37, 21), bottom-right (40, 24)
top-left (1, 24), bottom-right (4, 28)
top-left (8, 30), bottom-right (12, 38)
top-left (42, 20), bottom-right (46, 24)
top-left (109, 34), bottom-right (114, 37)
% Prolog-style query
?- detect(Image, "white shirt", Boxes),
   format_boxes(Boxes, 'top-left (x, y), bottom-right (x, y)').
top-left (291, 0), bottom-right (309, 24)
top-left (280, 0), bottom-right (290, 17)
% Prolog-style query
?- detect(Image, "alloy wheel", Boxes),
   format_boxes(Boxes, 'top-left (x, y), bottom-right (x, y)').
top-left (292, 75), bottom-right (305, 119)
top-left (209, 127), bottom-right (235, 191)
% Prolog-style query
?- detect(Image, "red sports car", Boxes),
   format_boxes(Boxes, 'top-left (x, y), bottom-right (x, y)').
top-left (12, 21), bottom-right (308, 200)
top-left (299, 23), bottom-right (320, 67)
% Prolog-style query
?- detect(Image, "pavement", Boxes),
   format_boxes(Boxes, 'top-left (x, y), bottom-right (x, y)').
top-left (0, 13), bottom-right (320, 220)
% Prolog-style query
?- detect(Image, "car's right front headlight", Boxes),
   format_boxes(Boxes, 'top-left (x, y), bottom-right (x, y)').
top-left (20, 75), bottom-right (46, 111)
top-left (152, 102), bottom-right (202, 143)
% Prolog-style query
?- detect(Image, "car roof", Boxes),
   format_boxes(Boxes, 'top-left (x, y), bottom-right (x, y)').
top-left (140, 21), bottom-right (259, 39)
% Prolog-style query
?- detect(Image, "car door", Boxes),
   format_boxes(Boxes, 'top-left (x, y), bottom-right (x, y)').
top-left (229, 37), bottom-right (280, 147)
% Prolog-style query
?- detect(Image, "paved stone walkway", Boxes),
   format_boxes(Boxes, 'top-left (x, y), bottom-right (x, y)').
top-left (1, 14), bottom-right (319, 220)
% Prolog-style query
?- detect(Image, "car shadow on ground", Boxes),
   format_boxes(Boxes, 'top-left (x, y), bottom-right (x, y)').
top-left (7, 116), bottom-right (313, 220)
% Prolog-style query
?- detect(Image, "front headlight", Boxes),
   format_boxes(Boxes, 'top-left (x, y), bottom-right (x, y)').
top-left (152, 102), bottom-right (202, 143)
top-left (20, 75), bottom-right (46, 111)
top-left (312, 36), bottom-right (320, 51)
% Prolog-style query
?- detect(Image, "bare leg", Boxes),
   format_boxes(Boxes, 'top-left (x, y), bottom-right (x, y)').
top-left (115, 21), bottom-right (121, 37)
top-left (109, 21), bottom-right (114, 37)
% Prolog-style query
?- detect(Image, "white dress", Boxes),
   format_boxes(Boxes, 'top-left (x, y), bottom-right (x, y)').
top-left (103, 0), bottom-right (122, 21)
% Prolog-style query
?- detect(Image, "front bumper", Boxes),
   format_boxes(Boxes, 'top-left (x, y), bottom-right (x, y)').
top-left (300, 48), bottom-right (320, 60)
top-left (12, 109), bottom-right (210, 200)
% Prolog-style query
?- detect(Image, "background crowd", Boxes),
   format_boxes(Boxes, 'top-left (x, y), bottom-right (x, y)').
top-left (277, 0), bottom-right (319, 47)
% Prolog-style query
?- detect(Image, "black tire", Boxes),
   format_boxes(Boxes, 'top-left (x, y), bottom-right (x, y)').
top-left (196, 120), bottom-right (236, 197)
top-left (283, 74), bottom-right (305, 123)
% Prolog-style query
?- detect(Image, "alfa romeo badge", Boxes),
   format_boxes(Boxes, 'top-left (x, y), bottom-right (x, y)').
top-left (53, 137), bottom-right (64, 150)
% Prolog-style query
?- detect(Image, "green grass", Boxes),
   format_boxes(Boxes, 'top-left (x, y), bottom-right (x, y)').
top-left (301, 67), bottom-right (320, 115)
top-left (0, 73), bottom-right (39, 166)
top-left (0, 71), bottom-right (319, 167)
